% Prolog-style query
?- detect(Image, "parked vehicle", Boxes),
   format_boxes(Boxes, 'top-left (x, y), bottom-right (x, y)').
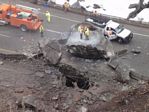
top-left (104, 20), bottom-right (133, 43)
top-left (86, 17), bottom-right (133, 43)
top-left (0, 4), bottom-right (42, 31)
top-left (85, 16), bottom-right (109, 28)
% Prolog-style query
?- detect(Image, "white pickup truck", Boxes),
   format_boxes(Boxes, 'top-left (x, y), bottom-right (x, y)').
top-left (104, 20), bottom-right (133, 43)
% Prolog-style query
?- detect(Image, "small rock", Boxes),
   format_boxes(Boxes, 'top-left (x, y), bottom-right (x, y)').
top-left (131, 49), bottom-right (141, 54)
top-left (100, 96), bottom-right (107, 102)
top-left (0, 61), bottom-right (3, 65)
top-left (51, 80), bottom-right (59, 86)
top-left (82, 99), bottom-right (88, 103)
top-left (83, 91), bottom-right (91, 98)
top-left (25, 110), bottom-right (34, 112)
top-left (78, 89), bottom-right (84, 93)
top-left (20, 37), bottom-right (23, 40)
top-left (54, 104), bottom-right (59, 109)
top-left (62, 103), bottom-right (69, 110)
top-left (52, 85), bottom-right (57, 88)
top-left (44, 69), bottom-right (52, 74)
top-left (121, 86), bottom-right (129, 91)
top-left (35, 72), bottom-right (45, 78)
top-left (22, 95), bottom-right (36, 110)
top-left (52, 95), bottom-right (59, 101)
top-left (99, 92), bottom-right (113, 102)
top-left (138, 80), bottom-right (146, 84)
top-left (88, 100), bottom-right (93, 105)
top-left (108, 59), bottom-right (119, 70)
top-left (16, 99), bottom-right (22, 109)
top-left (85, 59), bottom-right (92, 63)
top-left (80, 106), bottom-right (88, 112)
top-left (15, 88), bottom-right (24, 93)
top-left (73, 92), bottom-right (81, 102)
top-left (116, 49), bottom-right (128, 56)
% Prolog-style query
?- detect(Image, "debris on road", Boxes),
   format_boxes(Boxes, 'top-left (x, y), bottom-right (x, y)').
top-left (129, 69), bottom-right (148, 81)
top-left (115, 49), bottom-right (128, 56)
top-left (131, 48), bottom-right (141, 54)
top-left (42, 40), bottom-right (62, 65)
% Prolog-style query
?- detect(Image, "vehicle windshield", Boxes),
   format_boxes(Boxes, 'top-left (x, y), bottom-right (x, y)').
top-left (115, 25), bottom-right (124, 33)
top-left (18, 12), bottom-right (31, 18)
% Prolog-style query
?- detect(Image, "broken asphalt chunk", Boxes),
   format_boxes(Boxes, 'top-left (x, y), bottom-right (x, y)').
top-left (108, 59), bottom-right (119, 70)
top-left (42, 40), bottom-right (62, 65)
top-left (22, 95), bottom-right (37, 111)
top-left (115, 49), bottom-right (128, 56)
top-left (131, 49), bottom-right (141, 54)
top-left (129, 69), bottom-right (148, 81)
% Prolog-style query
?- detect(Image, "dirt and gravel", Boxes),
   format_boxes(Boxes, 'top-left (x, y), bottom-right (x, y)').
top-left (0, 37), bottom-right (148, 112)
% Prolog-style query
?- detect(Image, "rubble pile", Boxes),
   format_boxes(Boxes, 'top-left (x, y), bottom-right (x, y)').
top-left (0, 34), bottom-right (148, 111)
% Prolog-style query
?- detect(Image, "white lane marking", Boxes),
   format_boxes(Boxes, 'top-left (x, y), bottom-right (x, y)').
top-left (46, 28), bottom-right (149, 39)
top-left (134, 32), bottom-right (149, 37)
top-left (0, 48), bottom-right (17, 53)
top-left (46, 29), bottom-right (61, 34)
top-left (0, 33), bottom-right (10, 38)
top-left (40, 11), bottom-right (80, 23)
top-left (51, 15), bottom-right (80, 23)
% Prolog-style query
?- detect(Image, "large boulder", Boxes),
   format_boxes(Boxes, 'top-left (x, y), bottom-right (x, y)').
top-left (42, 40), bottom-right (62, 65)
top-left (65, 22), bottom-right (114, 59)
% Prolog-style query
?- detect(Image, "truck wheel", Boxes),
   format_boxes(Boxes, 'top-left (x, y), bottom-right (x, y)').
top-left (20, 25), bottom-right (27, 32)
top-left (118, 38), bottom-right (123, 44)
